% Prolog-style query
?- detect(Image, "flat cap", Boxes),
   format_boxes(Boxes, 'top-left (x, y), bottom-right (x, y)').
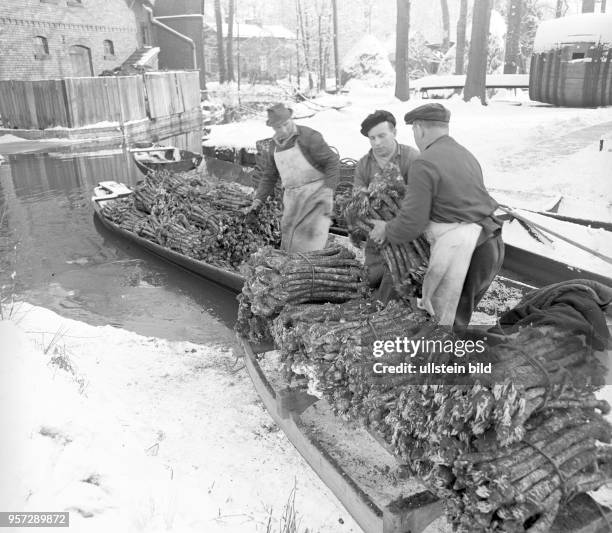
top-left (403, 103), bottom-right (451, 124)
top-left (360, 110), bottom-right (396, 137)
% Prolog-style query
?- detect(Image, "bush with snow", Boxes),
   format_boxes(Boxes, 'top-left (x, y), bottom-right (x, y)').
top-left (341, 34), bottom-right (395, 88)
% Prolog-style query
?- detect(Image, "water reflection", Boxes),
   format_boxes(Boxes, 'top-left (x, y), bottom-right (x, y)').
top-left (0, 137), bottom-right (238, 347)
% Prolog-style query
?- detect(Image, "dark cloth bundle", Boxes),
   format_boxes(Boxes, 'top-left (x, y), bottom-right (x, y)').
top-left (499, 279), bottom-right (612, 351)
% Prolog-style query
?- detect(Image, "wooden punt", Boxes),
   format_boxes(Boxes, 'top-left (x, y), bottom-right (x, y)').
top-left (131, 147), bottom-right (203, 176)
top-left (239, 337), bottom-right (612, 533)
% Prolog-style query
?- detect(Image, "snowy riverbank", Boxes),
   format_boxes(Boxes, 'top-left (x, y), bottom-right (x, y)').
top-left (0, 303), bottom-right (362, 533)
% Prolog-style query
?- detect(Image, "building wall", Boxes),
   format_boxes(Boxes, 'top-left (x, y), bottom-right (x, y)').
top-left (154, 17), bottom-right (204, 87)
top-left (0, 0), bottom-right (151, 80)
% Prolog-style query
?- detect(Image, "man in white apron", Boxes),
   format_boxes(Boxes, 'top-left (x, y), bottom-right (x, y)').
top-left (248, 103), bottom-right (338, 253)
top-left (369, 103), bottom-right (504, 330)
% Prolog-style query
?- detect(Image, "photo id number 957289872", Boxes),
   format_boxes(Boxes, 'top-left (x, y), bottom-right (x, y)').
top-left (0, 512), bottom-right (69, 527)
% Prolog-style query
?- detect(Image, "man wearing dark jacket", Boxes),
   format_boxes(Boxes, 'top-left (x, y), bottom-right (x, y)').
top-left (369, 103), bottom-right (504, 328)
top-left (353, 110), bottom-right (419, 288)
top-left (249, 103), bottom-right (339, 253)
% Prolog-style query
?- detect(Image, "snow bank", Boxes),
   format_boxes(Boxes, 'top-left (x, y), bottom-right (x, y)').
top-left (533, 13), bottom-right (612, 52)
top-left (0, 304), bottom-right (361, 532)
top-left (341, 34), bottom-right (395, 88)
top-left (0, 134), bottom-right (32, 144)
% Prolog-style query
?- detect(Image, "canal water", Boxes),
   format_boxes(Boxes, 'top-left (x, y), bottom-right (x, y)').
top-left (0, 144), bottom-right (238, 347)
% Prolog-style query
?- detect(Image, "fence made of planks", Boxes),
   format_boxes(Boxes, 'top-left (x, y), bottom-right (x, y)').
top-left (0, 71), bottom-right (200, 130)
top-left (529, 44), bottom-right (612, 107)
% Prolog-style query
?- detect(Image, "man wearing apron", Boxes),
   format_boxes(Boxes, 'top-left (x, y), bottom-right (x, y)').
top-left (369, 104), bottom-right (504, 330)
top-left (248, 103), bottom-right (338, 253)
top-left (353, 110), bottom-right (419, 289)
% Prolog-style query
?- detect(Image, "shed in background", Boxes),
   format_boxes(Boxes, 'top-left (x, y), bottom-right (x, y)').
top-left (529, 13), bottom-right (612, 107)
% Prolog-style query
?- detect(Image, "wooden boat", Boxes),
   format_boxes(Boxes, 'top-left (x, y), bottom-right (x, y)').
top-left (92, 182), bottom-right (243, 292)
top-left (92, 182), bottom-right (612, 293)
top-left (131, 146), bottom-right (203, 175)
top-left (239, 336), bottom-right (612, 533)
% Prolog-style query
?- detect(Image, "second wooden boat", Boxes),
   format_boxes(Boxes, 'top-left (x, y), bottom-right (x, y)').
top-left (131, 146), bottom-right (203, 175)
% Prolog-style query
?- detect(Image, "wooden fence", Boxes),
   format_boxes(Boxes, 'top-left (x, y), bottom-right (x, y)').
top-left (529, 45), bottom-right (612, 107)
top-left (0, 71), bottom-right (200, 130)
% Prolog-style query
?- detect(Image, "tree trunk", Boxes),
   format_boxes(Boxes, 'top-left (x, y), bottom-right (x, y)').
top-left (464, 0), bottom-right (492, 104)
top-left (581, 0), bottom-right (595, 12)
top-left (226, 0), bottom-right (235, 82)
top-left (214, 0), bottom-right (226, 83)
top-left (297, 0), bottom-right (314, 90)
top-left (503, 0), bottom-right (522, 74)
top-left (201, 0), bottom-right (207, 93)
top-left (455, 0), bottom-right (468, 75)
top-left (602, 0), bottom-right (607, 13)
top-left (332, 0), bottom-right (340, 92)
top-left (395, 0), bottom-right (411, 101)
top-left (555, 0), bottom-right (564, 17)
top-left (318, 13), bottom-right (325, 90)
top-left (440, 0), bottom-right (450, 53)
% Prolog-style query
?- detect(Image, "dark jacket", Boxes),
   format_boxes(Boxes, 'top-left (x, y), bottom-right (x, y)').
top-left (386, 135), bottom-right (501, 246)
top-left (353, 143), bottom-right (420, 191)
top-left (255, 125), bottom-right (339, 202)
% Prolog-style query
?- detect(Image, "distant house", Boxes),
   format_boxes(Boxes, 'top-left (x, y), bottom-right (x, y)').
top-left (0, 0), bottom-right (156, 80)
top-left (153, 0), bottom-right (295, 88)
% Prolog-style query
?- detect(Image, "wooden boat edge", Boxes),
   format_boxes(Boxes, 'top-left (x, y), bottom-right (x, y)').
top-left (238, 335), bottom-right (446, 533)
top-left (92, 200), bottom-right (244, 292)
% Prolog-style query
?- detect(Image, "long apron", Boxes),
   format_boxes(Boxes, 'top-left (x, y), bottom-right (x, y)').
top-left (273, 143), bottom-right (333, 253)
top-left (418, 221), bottom-right (481, 326)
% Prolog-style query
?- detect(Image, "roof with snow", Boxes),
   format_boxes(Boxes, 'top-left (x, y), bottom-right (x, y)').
top-left (205, 21), bottom-right (295, 40)
top-left (533, 13), bottom-right (612, 52)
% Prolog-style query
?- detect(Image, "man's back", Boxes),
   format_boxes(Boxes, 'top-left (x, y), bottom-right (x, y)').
top-left (418, 135), bottom-right (497, 225)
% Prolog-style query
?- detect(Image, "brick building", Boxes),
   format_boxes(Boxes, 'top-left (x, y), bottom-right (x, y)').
top-left (0, 0), bottom-right (155, 80)
top-left (153, 0), bottom-right (295, 88)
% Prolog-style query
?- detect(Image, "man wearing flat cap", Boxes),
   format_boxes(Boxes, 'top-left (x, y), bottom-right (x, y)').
top-left (248, 103), bottom-right (339, 253)
top-left (369, 103), bottom-right (504, 329)
top-left (353, 109), bottom-right (419, 289)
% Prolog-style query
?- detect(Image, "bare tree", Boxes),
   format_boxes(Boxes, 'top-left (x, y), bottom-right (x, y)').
top-left (332, 0), bottom-right (340, 92)
top-left (455, 0), bottom-right (468, 74)
top-left (504, 0), bottom-right (522, 73)
top-left (395, 0), bottom-right (411, 101)
top-left (226, 0), bottom-right (235, 82)
top-left (555, 0), bottom-right (567, 16)
top-left (296, 0), bottom-right (314, 90)
top-left (581, 0), bottom-right (595, 11)
top-left (201, 0), bottom-right (207, 93)
top-left (441, 0), bottom-right (451, 53)
top-left (464, 0), bottom-right (493, 104)
top-left (214, 0), bottom-right (226, 83)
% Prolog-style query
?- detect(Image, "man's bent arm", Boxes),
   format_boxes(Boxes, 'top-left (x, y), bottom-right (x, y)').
top-left (385, 160), bottom-right (435, 244)
top-left (255, 150), bottom-right (280, 202)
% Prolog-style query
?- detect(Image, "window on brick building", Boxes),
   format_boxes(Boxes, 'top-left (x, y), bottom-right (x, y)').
top-left (34, 36), bottom-right (49, 59)
top-left (103, 40), bottom-right (115, 59)
top-left (259, 56), bottom-right (268, 72)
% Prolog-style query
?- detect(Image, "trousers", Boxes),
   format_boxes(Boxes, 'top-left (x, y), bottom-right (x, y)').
top-left (453, 233), bottom-right (505, 330)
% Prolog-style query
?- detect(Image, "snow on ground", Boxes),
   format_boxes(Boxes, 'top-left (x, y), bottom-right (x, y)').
top-left (0, 304), bottom-right (361, 533)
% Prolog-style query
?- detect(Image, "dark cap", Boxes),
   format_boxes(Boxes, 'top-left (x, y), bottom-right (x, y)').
top-left (360, 110), bottom-right (397, 137)
top-left (266, 103), bottom-right (293, 127)
top-left (403, 103), bottom-right (451, 124)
